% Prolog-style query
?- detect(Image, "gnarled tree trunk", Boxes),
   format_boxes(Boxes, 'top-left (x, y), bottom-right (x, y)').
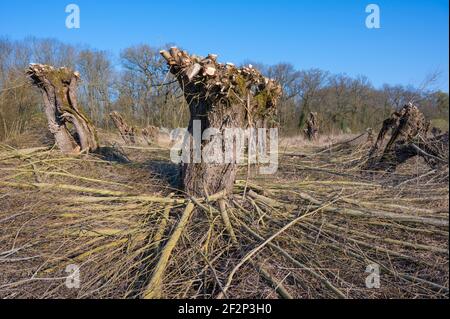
top-left (366, 103), bottom-right (433, 171)
top-left (110, 111), bottom-right (138, 144)
top-left (160, 48), bottom-right (282, 197)
top-left (27, 64), bottom-right (98, 153)
top-left (110, 111), bottom-right (159, 145)
top-left (304, 112), bottom-right (319, 140)
top-left (141, 126), bottom-right (159, 145)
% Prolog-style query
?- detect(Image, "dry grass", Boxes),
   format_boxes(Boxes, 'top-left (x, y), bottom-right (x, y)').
top-left (280, 133), bottom-right (360, 149)
top-left (0, 130), bottom-right (448, 299)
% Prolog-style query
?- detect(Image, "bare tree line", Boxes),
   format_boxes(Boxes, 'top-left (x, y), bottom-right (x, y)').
top-left (0, 37), bottom-right (448, 141)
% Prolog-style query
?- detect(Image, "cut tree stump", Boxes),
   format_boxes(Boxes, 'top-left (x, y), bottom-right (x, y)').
top-left (303, 112), bottom-right (319, 140)
top-left (27, 64), bottom-right (98, 154)
top-left (109, 111), bottom-right (138, 144)
top-left (141, 126), bottom-right (159, 145)
top-left (110, 111), bottom-right (159, 145)
top-left (365, 103), bottom-right (447, 171)
top-left (160, 48), bottom-right (282, 197)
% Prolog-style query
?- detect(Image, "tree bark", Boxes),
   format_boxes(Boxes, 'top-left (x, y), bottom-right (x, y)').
top-left (27, 64), bottom-right (98, 153)
top-left (304, 112), bottom-right (319, 140)
top-left (110, 111), bottom-right (137, 144)
top-left (141, 126), bottom-right (159, 145)
top-left (160, 48), bottom-right (282, 197)
top-left (110, 111), bottom-right (159, 145)
top-left (366, 103), bottom-right (433, 171)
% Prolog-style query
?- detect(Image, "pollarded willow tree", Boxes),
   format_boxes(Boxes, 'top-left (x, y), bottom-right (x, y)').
top-left (110, 111), bottom-right (138, 144)
top-left (160, 48), bottom-right (282, 197)
top-left (366, 103), bottom-right (448, 171)
top-left (27, 64), bottom-right (98, 154)
top-left (110, 111), bottom-right (160, 145)
top-left (304, 112), bottom-right (319, 140)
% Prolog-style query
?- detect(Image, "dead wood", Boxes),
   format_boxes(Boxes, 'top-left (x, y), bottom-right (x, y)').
top-left (110, 111), bottom-right (159, 145)
top-left (365, 103), bottom-right (446, 171)
top-left (110, 111), bottom-right (138, 144)
top-left (431, 127), bottom-right (443, 137)
top-left (303, 112), bottom-right (319, 140)
top-left (394, 132), bottom-right (449, 168)
top-left (141, 126), bottom-right (159, 145)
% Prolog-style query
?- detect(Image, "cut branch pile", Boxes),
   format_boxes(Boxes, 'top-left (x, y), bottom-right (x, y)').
top-left (0, 135), bottom-right (447, 299)
top-left (2, 55), bottom-right (446, 301)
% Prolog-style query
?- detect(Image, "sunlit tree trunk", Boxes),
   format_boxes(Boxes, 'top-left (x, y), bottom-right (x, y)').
top-left (27, 64), bottom-right (98, 153)
top-left (160, 48), bottom-right (282, 197)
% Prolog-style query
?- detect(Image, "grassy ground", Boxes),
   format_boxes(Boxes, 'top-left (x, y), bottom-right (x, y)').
top-left (0, 129), bottom-right (448, 299)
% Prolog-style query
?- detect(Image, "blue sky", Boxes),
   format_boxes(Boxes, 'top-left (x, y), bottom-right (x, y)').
top-left (1, 0), bottom-right (448, 91)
